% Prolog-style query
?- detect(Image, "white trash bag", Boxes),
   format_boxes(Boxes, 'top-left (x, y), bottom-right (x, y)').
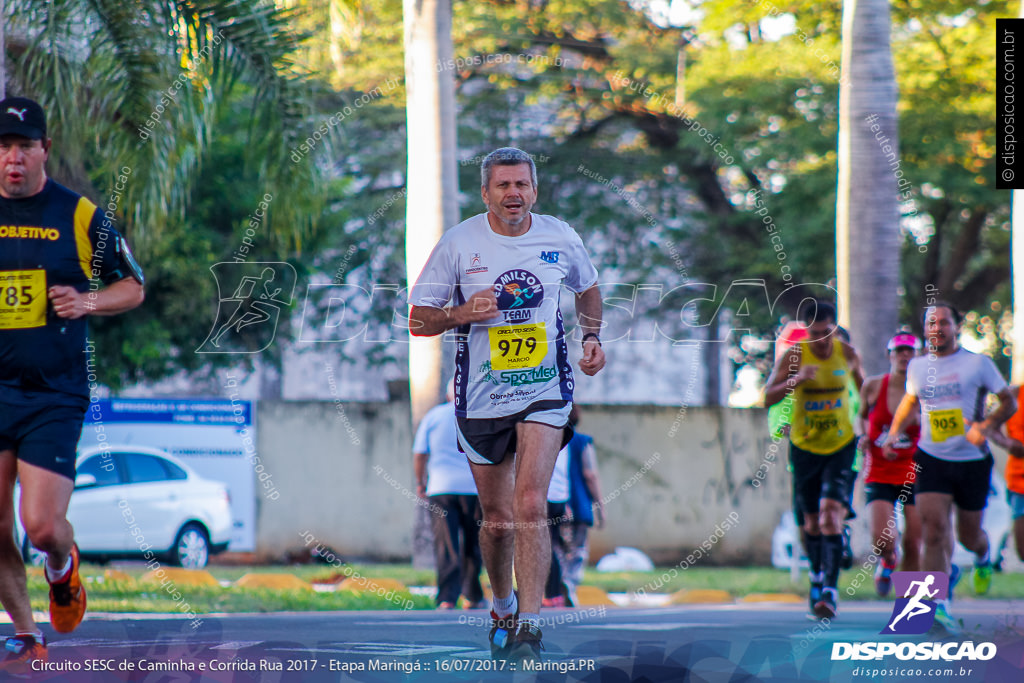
top-left (595, 546), bottom-right (655, 572)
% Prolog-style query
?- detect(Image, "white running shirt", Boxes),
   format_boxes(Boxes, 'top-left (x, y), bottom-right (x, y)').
top-left (905, 348), bottom-right (1007, 461)
top-left (547, 445), bottom-right (570, 503)
top-left (410, 212), bottom-right (599, 419)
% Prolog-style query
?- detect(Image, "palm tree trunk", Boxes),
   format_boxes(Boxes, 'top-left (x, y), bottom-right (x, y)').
top-left (1, 0), bottom-right (6, 99)
top-left (403, 0), bottom-right (459, 427)
top-left (1012, 2), bottom-right (1024, 385)
top-left (1013, 190), bottom-right (1024, 383)
top-left (404, 0), bottom-right (459, 569)
top-left (836, 0), bottom-right (900, 375)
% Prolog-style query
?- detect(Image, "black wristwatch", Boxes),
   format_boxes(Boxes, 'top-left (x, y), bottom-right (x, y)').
top-left (582, 333), bottom-right (601, 347)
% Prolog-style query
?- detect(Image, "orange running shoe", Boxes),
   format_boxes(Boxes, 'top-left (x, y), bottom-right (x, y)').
top-left (48, 544), bottom-right (86, 633)
top-left (0, 634), bottom-right (47, 677)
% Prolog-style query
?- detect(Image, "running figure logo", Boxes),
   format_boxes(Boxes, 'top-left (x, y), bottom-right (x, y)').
top-left (503, 282), bottom-right (536, 308)
top-left (197, 262), bottom-right (297, 353)
top-left (881, 571), bottom-right (949, 635)
top-left (479, 360), bottom-right (499, 385)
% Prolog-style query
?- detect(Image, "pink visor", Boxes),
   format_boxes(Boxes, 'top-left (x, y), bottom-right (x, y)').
top-left (887, 333), bottom-right (921, 351)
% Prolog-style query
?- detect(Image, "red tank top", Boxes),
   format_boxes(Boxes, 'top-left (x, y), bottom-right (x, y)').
top-left (865, 374), bottom-right (921, 485)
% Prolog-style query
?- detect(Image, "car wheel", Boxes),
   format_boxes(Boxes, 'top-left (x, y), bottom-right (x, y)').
top-left (20, 536), bottom-right (45, 567)
top-left (173, 523), bottom-right (210, 569)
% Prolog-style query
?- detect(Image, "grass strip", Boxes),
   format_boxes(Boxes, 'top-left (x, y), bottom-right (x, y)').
top-left (32, 563), bottom-right (1024, 614)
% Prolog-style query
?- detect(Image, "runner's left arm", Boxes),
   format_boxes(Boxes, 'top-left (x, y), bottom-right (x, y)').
top-left (49, 217), bottom-right (145, 318)
top-left (981, 386), bottom-right (1017, 430)
top-left (843, 342), bottom-right (865, 392)
top-left (49, 278), bottom-right (144, 318)
top-left (575, 286), bottom-right (605, 376)
top-left (967, 385), bottom-right (1018, 447)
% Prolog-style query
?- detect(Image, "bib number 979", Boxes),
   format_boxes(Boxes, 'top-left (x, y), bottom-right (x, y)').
top-left (488, 323), bottom-right (547, 370)
top-left (497, 336), bottom-right (536, 358)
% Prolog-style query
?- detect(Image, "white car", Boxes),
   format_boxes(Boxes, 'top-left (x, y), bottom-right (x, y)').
top-left (19, 446), bottom-right (232, 569)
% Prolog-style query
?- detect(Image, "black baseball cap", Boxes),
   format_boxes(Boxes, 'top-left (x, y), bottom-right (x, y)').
top-left (0, 97), bottom-right (47, 139)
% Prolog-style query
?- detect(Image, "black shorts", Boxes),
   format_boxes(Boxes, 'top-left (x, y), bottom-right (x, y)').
top-left (790, 439), bottom-right (857, 517)
top-left (913, 449), bottom-right (992, 512)
top-left (865, 481), bottom-right (916, 507)
top-left (0, 398), bottom-right (85, 480)
top-left (456, 400), bottom-right (573, 465)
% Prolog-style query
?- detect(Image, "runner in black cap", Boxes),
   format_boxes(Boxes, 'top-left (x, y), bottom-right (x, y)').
top-left (0, 96), bottom-right (145, 674)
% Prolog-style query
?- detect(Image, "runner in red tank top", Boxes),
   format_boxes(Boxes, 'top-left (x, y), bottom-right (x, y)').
top-left (857, 332), bottom-right (923, 596)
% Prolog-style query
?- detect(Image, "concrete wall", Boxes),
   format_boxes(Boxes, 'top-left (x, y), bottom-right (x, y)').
top-left (255, 399), bottom-right (416, 561)
top-left (255, 400), bottom-right (791, 565)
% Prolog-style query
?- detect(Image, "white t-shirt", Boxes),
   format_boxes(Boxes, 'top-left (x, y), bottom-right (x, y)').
top-left (547, 445), bottom-right (570, 503)
top-left (412, 402), bottom-right (478, 496)
top-left (410, 212), bottom-right (599, 420)
top-left (906, 348), bottom-right (1008, 461)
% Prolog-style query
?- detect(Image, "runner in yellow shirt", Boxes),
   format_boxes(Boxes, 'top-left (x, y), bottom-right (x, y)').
top-left (765, 301), bottom-right (864, 619)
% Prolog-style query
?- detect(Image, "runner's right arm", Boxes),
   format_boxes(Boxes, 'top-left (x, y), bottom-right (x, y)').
top-left (412, 408), bottom-right (434, 498)
top-left (763, 345), bottom-right (815, 408)
top-left (857, 376), bottom-right (882, 451)
top-left (883, 392), bottom-right (920, 457)
top-left (581, 442), bottom-right (605, 528)
top-left (409, 289), bottom-right (499, 336)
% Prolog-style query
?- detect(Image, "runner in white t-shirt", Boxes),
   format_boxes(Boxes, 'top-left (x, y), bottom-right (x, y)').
top-left (885, 302), bottom-right (1017, 632)
top-left (409, 147), bottom-right (605, 662)
top-left (413, 382), bottom-right (484, 610)
top-left (543, 446), bottom-right (571, 606)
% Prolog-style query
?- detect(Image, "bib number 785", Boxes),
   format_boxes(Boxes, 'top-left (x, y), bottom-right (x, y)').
top-left (0, 269), bottom-right (46, 329)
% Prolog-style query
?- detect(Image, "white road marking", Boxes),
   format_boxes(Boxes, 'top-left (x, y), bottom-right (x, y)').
top-left (210, 641), bottom-right (263, 650)
top-left (264, 642), bottom-right (479, 657)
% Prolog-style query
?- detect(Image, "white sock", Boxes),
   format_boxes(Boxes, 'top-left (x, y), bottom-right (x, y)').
top-left (975, 549), bottom-right (991, 566)
top-left (45, 555), bottom-right (72, 583)
top-left (492, 592), bottom-right (517, 618)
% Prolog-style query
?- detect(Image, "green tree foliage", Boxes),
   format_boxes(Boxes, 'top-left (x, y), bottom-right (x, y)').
top-left (703, 0), bottom-right (1013, 369)
top-left (6, 0), bottom-right (1009, 382)
top-left (3, 0), bottom-right (334, 386)
top-left (328, 0), bottom-right (1010, 374)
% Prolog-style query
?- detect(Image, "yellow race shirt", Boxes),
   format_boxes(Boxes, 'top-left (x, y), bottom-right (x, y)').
top-left (790, 339), bottom-right (856, 454)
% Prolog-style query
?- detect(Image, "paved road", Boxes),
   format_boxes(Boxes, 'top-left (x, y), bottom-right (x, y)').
top-left (21, 600), bottom-right (1024, 682)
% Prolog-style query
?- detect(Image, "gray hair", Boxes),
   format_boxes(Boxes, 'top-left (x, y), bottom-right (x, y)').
top-left (480, 147), bottom-right (537, 188)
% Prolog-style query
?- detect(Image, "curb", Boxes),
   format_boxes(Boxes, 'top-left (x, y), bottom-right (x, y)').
top-left (235, 573), bottom-right (313, 591)
top-left (67, 565), bottom-right (814, 608)
top-left (574, 586), bottom-right (615, 606)
top-left (140, 568), bottom-right (218, 587)
top-left (338, 577), bottom-right (409, 594)
top-left (669, 589), bottom-right (733, 604)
